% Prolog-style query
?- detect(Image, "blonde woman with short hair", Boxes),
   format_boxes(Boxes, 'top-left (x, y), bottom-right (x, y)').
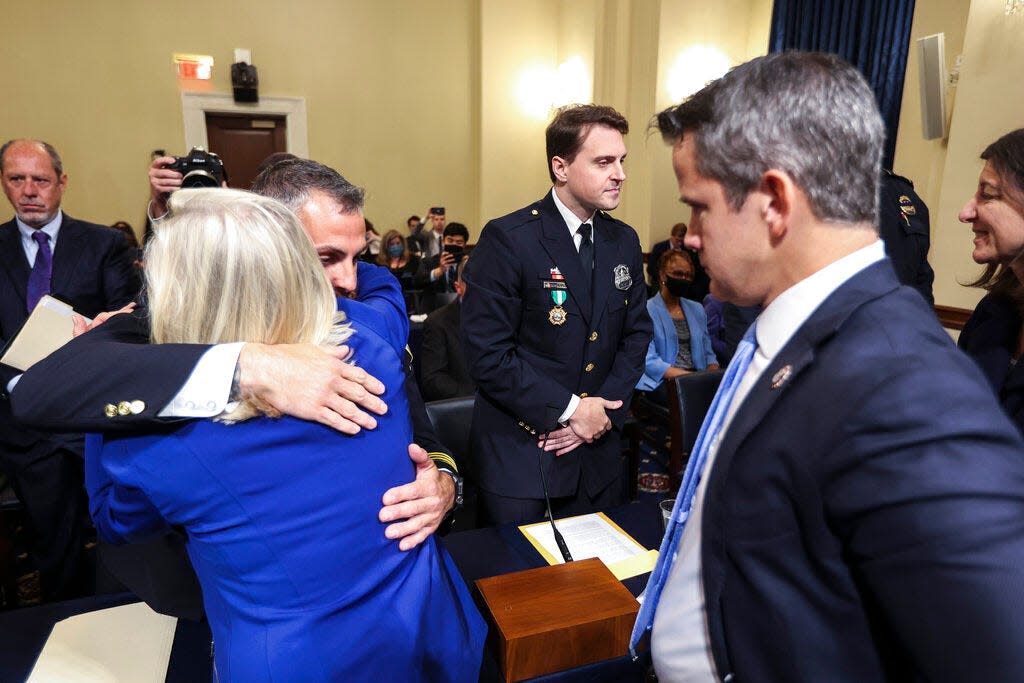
top-left (85, 189), bottom-right (485, 681)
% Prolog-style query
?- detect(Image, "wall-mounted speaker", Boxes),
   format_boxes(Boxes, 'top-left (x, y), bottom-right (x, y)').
top-left (917, 33), bottom-right (947, 140)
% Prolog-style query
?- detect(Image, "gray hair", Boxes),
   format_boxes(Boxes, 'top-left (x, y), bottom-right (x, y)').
top-left (0, 139), bottom-right (64, 177)
top-left (654, 51), bottom-right (884, 226)
top-left (250, 157), bottom-right (364, 214)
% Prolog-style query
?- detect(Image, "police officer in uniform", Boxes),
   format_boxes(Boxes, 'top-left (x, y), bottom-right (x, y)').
top-left (879, 169), bottom-right (934, 305)
top-left (461, 105), bottom-right (652, 525)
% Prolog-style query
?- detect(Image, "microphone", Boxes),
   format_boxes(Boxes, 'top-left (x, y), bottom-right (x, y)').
top-left (538, 433), bottom-right (573, 563)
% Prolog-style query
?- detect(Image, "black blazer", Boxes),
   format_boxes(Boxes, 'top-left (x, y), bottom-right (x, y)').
top-left (420, 300), bottom-right (474, 401)
top-left (697, 263), bottom-right (1024, 682)
top-left (461, 192), bottom-right (651, 499)
top-left (0, 215), bottom-right (139, 448)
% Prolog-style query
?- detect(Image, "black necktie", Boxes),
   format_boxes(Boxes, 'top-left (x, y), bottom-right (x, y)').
top-left (577, 223), bottom-right (593, 283)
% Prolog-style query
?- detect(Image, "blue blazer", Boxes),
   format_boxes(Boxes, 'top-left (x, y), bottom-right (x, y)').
top-left (461, 192), bottom-right (652, 498)
top-left (636, 294), bottom-right (718, 390)
top-left (85, 269), bottom-right (485, 681)
top-left (695, 262), bottom-right (1024, 682)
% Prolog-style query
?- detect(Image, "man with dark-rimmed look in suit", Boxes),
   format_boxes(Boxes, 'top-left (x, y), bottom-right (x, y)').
top-left (462, 105), bottom-right (652, 525)
top-left (0, 139), bottom-right (138, 600)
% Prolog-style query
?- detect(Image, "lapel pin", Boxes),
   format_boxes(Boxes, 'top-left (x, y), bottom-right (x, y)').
top-left (770, 364), bottom-right (793, 390)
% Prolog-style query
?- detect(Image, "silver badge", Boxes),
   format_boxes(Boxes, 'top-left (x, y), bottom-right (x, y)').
top-left (613, 264), bottom-right (632, 291)
top-left (770, 364), bottom-right (793, 390)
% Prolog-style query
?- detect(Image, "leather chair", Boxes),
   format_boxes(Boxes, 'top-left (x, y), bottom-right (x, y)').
top-left (667, 369), bottom-right (725, 490)
top-left (424, 396), bottom-right (478, 530)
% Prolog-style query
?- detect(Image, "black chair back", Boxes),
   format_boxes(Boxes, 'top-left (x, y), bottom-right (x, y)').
top-left (424, 396), bottom-right (475, 473)
top-left (424, 396), bottom-right (478, 530)
top-left (667, 369), bottom-right (725, 487)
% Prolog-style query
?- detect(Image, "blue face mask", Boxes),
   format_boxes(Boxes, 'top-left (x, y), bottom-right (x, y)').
top-left (387, 244), bottom-right (404, 258)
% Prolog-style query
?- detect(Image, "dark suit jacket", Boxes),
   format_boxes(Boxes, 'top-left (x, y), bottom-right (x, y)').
top-left (420, 300), bottom-right (474, 401)
top-left (0, 215), bottom-right (139, 451)
top-left (461, 192), bottom-right (651, 499)
top-left (697, 262), bottom-right (1024, 682)
top-left (958, 292), bottom-right (1024, 433)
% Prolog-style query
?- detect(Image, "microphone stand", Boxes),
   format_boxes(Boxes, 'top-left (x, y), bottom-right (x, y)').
top-left (538, 433), bottom-right (573, 563)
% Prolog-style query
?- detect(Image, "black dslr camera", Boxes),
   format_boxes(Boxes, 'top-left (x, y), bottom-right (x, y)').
top-left (168, 147), bottom-right (227, 189)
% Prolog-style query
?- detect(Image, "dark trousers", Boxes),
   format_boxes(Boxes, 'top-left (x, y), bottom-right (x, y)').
top-left (479, 474), bottom-right (624, 526)
top-left (0, 443), bottom-right (86, 600)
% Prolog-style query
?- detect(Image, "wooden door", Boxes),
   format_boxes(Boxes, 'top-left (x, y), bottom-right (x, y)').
top-left (204, 114), bottom-right (287, 190)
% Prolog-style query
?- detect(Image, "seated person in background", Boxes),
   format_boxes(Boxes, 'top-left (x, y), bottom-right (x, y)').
top-left (647, 221), bottom-right (709, 300)
top-left (111, 220), bottom-right (143, 270)
top-left (957, 128), bottom-right (1024, 433)
top-left (421, 257), bottom-right (474, 401)
top-left (636, 250), bottom-right (718, 403)
top-left (414, 222), bottom-right (469, 313)
top-left (377, 228), bottom-right (421, 310)
top-left (703, 293), bottom-right (762, 367)
top-left (360, 219), bottom-right (381, 260)
top-left (87, 188), bottom-right (485, 681)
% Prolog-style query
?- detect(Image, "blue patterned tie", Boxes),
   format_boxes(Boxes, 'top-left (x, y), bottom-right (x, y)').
top-left (26, 230), bottom-right (53, 312)
top-left (630, 321), bottom-right (759, 658)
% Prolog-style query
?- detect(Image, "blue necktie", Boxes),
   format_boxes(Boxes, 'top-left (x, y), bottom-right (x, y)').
top-left (630, 321), bottom-right (759, 658)
top-left (26, 230), bottom-right (53, 312)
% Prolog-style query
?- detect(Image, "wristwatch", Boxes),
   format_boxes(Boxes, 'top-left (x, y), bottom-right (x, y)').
top-left (437, 468), bottom-right (464, 535)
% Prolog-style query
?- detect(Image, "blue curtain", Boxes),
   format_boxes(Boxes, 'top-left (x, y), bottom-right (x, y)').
top-left (768, 0), bottom-right (916, 169)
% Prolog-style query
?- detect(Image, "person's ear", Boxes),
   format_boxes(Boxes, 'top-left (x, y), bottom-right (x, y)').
top-left (760, 169), bottom-right (797, 240)
top-left (551, 157), bottom-right (569, 184)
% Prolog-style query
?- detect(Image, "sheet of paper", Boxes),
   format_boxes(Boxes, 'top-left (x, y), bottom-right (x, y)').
top-left (519, 512), bottom-right (655, 579)
top-left (0, 295), bottom-right (88, 371)
top-left (27, 602), bottom-right (177, 683)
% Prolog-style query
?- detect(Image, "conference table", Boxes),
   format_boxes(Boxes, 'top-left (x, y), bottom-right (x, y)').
top-left (0, 499), bottom-right (663, 682)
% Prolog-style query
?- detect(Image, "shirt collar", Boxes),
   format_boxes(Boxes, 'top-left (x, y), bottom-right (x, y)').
top-left (17, 209), bottom-right (63, 244)
top-left (755, 240), bottom-right (886, 361)
top-left (550, 188), bottom-right (595, 238)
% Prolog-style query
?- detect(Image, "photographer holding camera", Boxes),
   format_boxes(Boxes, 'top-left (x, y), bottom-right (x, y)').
top-left (414, 221), bottom-right (468, 312)
top-left (147, 147), bottom-right (227, 221)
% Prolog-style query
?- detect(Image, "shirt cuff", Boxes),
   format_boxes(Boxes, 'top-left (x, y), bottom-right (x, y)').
top-left (558, 394), bottom-right (581, 425)
top-left (157, 342), bottom-right (245, 418)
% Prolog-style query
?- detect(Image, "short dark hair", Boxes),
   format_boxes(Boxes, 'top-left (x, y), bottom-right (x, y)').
top-left (982, 129), bottom-right (1024, 200)
top-left (654, 52), bottom-right (883, 225)
top-left (443, 222), bottom-right (469, 241)
top-left (256, 152), bottom-right (298, 175)
top-left (407, 214), bottom-right (420, 226)
top-left (250, 158), bottom-right (364, 214)
top-left (0, 139), bottom-right (64, 177)
top-left (545, 105), bottom-right (629, 184)
top-left (658, 248), bottom-right (693, 277)
top-left (670, 222), bottom-right (688, 239)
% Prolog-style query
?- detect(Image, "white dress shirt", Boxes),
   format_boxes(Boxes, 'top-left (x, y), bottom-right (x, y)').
top-left (17, 210), bottom-right (62, 265)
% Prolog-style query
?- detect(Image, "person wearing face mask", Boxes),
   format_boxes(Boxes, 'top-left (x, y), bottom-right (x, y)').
top-left (636, 249), bottom-right (719, 403)
top-left (377, 229), bottom-right (421, 307)
top-left (957, 128), bottom-right (1024, 433)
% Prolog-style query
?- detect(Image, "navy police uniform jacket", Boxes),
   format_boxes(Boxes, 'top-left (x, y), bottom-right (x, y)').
top-left (461, 192), bottom-right (651, 499)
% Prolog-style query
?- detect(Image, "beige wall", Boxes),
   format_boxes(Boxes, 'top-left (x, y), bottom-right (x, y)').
top-left (1, 0), bottom-right (478, 239)
top-left (646, 0), bottom-right (772, 249)
top-left (929, 0), bottom-right (1024, 309)
top-left (891, 0), bottom-right (972, 308)
top-left (11, 0), bottom-right (995, 286)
